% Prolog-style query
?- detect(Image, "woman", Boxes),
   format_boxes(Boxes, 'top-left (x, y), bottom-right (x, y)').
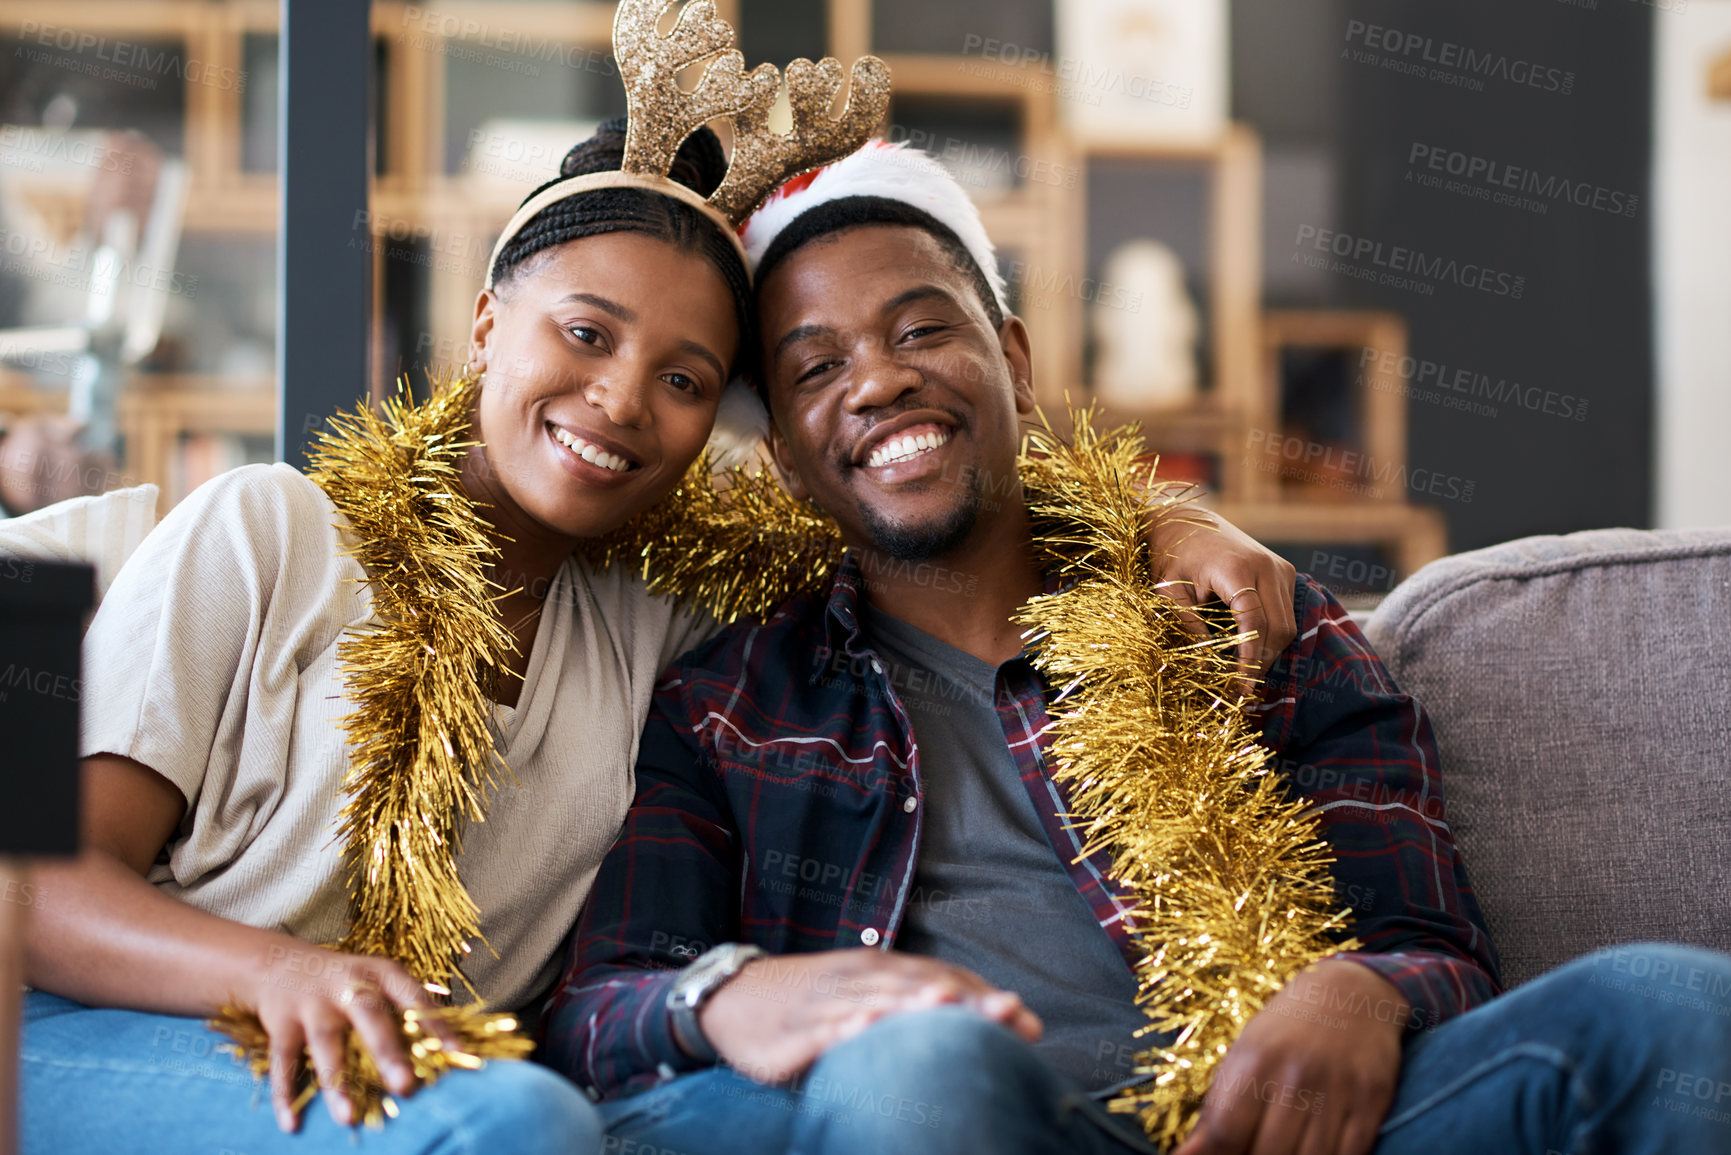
top-left (17, 121), bottom-right (1298, 1155)
top-left (19, 119), bottom-right (753, 1154)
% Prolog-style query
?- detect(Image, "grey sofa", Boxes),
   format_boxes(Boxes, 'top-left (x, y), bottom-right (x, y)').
top-left (7, 495), bottom-right (1727, 989)
top-left (1364, 527), bottom-right (1731, 987)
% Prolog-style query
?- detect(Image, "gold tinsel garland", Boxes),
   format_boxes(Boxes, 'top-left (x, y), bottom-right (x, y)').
top-left (215, 1001), bottom-right (534, 1127)
top-left (579, 445), bottom-right (845, 623)
top-left (211, 376), bottom-right (533, 1126)
top-left (1012, 412), bottom-right (1355, 1145)
top-left (609, 406), bottom-right (1356, 1145)
top-left (208, 373), bottom-right (1350, 1140)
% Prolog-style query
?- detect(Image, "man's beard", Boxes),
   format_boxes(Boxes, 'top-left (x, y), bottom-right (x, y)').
top-left (855, 469), bottom-right (984, 561)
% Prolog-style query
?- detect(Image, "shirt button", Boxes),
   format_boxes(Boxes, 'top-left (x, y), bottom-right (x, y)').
top-left (902, 796), bottom-right (918, 813)
top-left (860, 927), bottom-right (881, 946)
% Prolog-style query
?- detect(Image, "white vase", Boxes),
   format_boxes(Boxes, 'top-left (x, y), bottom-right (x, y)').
top-left (1091, 239), bottom-right (1200, 410)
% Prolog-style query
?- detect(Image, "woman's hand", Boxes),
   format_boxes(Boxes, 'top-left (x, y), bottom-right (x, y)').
top-left (25, 755), bottom-right (439, 1133)
top-left (245, 944), bottom-right (434, 1131)
top-left (1148, 505), bottom-right (1298, 681)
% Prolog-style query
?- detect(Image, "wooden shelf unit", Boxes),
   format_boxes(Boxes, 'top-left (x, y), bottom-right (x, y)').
top-left (1077, 127), bottom-right (1264, 498)
top-left (0, 375), bottom-right (273, 512)
top-left (0, 1), bottom-right (281, 233)
top-left (1258, 309), bottom-right (1410, 504)
top-left (1212, 500), bottom-right (1447, 585)
top-left (0, 0), bottom-right (1449, 575)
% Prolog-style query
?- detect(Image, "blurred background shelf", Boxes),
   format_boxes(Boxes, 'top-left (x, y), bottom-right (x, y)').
top-left (5, 0), bottom-right (1675, 591)
top-left (1210, 501), bottom-right (1447, 587)
top-left (0, 0), bottom-right (1423, 568)
top-left (0, 375), bottom-right (272, 508)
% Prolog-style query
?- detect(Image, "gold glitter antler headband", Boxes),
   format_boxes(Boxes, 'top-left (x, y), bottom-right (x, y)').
top-left (483, 0), bottom-right (890, 289)
top-left (705, 54), bottom-right (891, 221)
top-left (613, 0), bottom-right (774, 185)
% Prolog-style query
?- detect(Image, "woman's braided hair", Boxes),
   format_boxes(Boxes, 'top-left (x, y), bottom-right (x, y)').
top-left (488, 116), bottom-right (754, 367)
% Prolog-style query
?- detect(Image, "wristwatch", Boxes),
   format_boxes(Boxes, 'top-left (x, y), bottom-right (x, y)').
top-left (665, 942), bottom-right (767, 1063)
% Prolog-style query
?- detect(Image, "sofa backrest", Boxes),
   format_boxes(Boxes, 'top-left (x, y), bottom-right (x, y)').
top-left (1364, 527), bottom-right (1731, 988)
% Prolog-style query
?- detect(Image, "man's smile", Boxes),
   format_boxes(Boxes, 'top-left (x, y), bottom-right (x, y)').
top-left (864, 424), bottom-right (952, 469)
top-left (850, 410), bottom-right (963, 484)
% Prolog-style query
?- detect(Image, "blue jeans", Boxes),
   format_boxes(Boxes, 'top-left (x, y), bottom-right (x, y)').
top-left (597, 943), bottom-right (1731, 1155)
top-left (20, 990), bottom-right (603, 1154)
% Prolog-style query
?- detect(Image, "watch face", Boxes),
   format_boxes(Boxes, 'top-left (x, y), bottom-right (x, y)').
top-left (671, 943), bottom-right (762, 1016)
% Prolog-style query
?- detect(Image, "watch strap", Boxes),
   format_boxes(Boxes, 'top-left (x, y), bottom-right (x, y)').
top-left (668, 994), bottom-right (719, 1063)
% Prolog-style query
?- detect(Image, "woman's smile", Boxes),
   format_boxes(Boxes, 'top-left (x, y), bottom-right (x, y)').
top-left (546, 419), bottom-right (644, 485)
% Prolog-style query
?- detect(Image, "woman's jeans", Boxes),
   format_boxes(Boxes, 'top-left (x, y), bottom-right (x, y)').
top-left (21, 989), bottom-right (602, 1154)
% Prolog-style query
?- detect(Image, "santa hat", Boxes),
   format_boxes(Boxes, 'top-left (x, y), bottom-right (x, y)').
top-left (706, 141), bottom-right (1004, 468)
top-left (740, 140), bottom-right (1009, 315)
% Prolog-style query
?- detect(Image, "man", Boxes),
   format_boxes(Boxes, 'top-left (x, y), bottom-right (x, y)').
top-left (541, 145), bottom-right (1731, 1155)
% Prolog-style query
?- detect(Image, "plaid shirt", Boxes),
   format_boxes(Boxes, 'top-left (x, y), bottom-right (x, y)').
top-left (539, 559), bottom-right (1501, 1099)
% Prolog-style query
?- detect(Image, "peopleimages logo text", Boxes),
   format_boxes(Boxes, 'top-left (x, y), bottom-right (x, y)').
top-left (400, 7), bottom-right (621, 73)
top-left (1343, 20), bottom-right (1575, 94)
top-left (1360, 348), bottom-right (1589, 423)
top-left (17, 21), bottom-right (247, 91)
top-left (1246, 431), bottom-right (1476, 504)
top-left (960, 34), bottom-right (1195, 109)
top-left (1408, 144), bottom-right (1639, 218)
top-left (1294, 226), bottom-right (1525, 299)
top-left (0, 126), bottom-right (136, 173)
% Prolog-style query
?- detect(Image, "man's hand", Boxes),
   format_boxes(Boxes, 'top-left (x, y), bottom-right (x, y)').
top-left (1150, 505), bottom-right (1298, 680)
top-left (698, 949), bottom-right (1041, 1084)
top-left (1175, 959), bottom-right (1406, 1155)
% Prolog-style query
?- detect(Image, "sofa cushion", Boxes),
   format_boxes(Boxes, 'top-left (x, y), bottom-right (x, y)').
top-left (1364, 527), bottom-right (1731, 988)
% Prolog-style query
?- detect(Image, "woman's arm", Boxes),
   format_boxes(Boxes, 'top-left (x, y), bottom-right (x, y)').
top-left (1148, 504), bottom-right (1299, 679)
top-left (26, 754), bottom-right (432, 1132)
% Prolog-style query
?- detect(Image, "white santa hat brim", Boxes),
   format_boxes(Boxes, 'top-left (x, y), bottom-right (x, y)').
top-left (705, 373), bottom-right (772, 471)
top-left (740, 140), bottom-right (1009, 315)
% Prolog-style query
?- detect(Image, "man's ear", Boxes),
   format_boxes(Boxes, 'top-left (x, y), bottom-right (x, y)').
top-left (766, 415), bottom-right (811, 503)
top-left (998, 314), bottom-right (1036, 415)
top-left (469, 288), bottom-right (499, 372)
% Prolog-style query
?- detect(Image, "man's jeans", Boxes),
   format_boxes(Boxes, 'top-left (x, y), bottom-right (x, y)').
top-left (599, 943), bottom-right (1731, 1155)
top-left (20, 990), bottom-right (602, 1154)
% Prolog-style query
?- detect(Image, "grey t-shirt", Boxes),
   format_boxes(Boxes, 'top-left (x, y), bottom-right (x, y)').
top-left (865, 604), bottom-right (1149, 1092)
